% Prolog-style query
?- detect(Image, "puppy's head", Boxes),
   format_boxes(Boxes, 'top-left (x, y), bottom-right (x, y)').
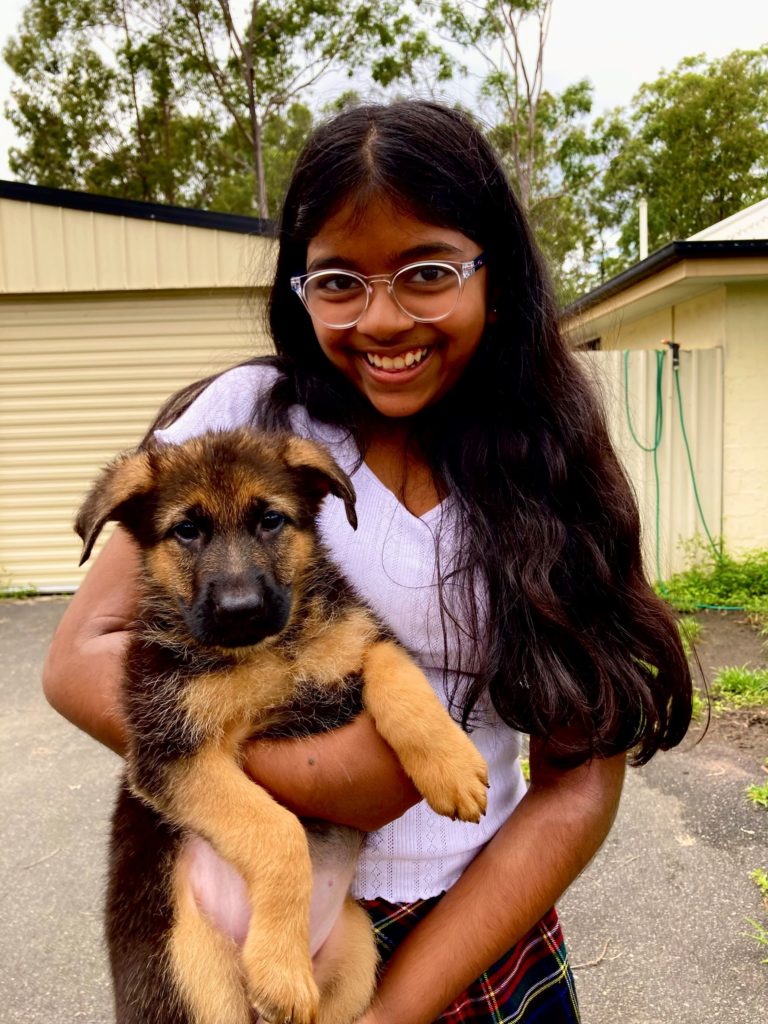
top-left (75, 428), bottom-right (357, 648)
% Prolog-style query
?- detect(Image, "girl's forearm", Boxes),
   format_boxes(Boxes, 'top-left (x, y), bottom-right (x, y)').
top-left (43, 530), bottom-right (139, 756)
top-left (360, 747), bottom-right (626, 1024)
top-left (243, 718), bottom-right (421, 831)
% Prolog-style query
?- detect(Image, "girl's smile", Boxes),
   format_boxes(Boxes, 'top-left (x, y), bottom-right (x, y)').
top-left (305, 199), bottom-right (489, 419)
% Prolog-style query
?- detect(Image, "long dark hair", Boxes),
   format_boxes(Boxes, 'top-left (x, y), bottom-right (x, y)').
top-left (154, 100), bottom-right (692, 766)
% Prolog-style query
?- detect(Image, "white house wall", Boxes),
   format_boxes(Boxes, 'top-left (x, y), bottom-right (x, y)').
top-left (723, 283), bottom-right (768, 554)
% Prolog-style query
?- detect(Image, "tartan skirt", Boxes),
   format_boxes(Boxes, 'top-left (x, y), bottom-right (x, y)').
top-left (360, 897), bottom-right (581, 1023)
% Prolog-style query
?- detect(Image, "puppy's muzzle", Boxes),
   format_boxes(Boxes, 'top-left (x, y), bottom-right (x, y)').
top-left (188, 570), bottom-right (292, 648)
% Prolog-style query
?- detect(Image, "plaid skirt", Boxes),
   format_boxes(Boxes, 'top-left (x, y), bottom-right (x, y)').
top-left (361, 897), bottom-right (580, 1023)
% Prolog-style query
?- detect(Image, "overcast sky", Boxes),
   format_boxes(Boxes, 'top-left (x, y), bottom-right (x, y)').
top-left (0, 0), bottom-right (766, 180)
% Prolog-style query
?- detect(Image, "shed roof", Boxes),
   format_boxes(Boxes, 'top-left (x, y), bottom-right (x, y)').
top-left (564, 240), bottom-right (768, 320)
top-left (0, 180), bottom-right (276, 295)
top-left (689, 196), bottom-right (768, 241)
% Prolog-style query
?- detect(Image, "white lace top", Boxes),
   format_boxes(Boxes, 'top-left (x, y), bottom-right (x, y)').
top-left (156, 363), bottom-right (526, 901)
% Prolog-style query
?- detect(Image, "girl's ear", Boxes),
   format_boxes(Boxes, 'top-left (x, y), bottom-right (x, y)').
top-left (75, 450), bottom-right (154, 564)
top-left (282, 435), bottom-right (358, 529)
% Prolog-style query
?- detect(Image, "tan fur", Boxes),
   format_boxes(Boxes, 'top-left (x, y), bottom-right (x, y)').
top-left (179, 657), bottom-right (293, 742)
top-left (159, 746), bottom-right (319, 1023)
top-left (362, 640), bottom-right (489, 821)
top-left (293, 607), bottom-right (380, 687)
top-left (313, 898), bottom-right (380, 1024)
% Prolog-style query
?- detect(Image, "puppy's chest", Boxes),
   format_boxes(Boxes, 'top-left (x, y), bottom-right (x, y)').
top-left (150, 607), bottom-right (379, 744)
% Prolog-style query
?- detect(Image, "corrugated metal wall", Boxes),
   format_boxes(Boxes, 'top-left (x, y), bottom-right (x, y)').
top-left (583, 347), bottom-right (724, 578)
top-left (1, 291), bottom-right (271, 591)
top-left (0, 199), bottom-right (273, 294)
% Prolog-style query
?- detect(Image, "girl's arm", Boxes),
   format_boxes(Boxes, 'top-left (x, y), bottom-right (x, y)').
top-left (357, 741), bottom-right (626, 1024)
top-left (43, 529), bottom-right (419, 830)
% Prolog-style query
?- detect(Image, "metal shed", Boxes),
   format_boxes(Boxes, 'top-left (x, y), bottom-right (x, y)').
top-left (0, 182), bottom-right (274, 591)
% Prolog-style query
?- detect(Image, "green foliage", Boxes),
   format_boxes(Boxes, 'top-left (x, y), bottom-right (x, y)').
top-left (746, 781), bottom-right (768, 809)
top-left (0, 567), bottom-right (39, 598)
top-left (677, 616), bottom-right (702, 659)
top-left (753, 867), bottom-right (768, 899)
top-left (747, 869), bottom-right (768, 964)
top-left (590, 47), bottom-right (768, 269)
top-left (690, 689), bottom-right (705, 722)
top-left (711, 666), bottom-right (768, 710)
top-left (435, 2), bottom-right (600, 302)
top-left (746, 918), bottom-right (768, 963)
top-left (660, 545), bottom-right (768, 621)
top-left (4, 0), bottom-right (451, 217)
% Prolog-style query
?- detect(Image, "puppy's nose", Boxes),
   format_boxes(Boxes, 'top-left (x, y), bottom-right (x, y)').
top-left (194, 570), bottom-right (291, 647)
top-left (215, 585), bottom-right (264, 618)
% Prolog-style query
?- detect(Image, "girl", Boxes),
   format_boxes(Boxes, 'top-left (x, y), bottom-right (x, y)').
top-left (44, 100), bottom-right (692, 1023)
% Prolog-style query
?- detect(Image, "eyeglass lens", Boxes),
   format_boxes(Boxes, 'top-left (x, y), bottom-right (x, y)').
top-left (303, 263), bottom-right (462, 326)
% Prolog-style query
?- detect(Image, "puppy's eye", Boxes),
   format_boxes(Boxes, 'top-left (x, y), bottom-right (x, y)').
top-left (261, 510), bottom-right (286, 533)
top-left (172, 520), bottom-right (200, 543)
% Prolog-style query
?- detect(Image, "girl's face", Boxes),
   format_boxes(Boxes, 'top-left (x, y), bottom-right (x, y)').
top-left (304, 197), bottom-right (489, 419)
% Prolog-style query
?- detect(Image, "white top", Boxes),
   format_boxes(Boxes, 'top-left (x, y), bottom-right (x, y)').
top-left (156, 363), bottom-right (526, 901)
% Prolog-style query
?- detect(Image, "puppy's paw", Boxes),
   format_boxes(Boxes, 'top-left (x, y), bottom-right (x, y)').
top-left (244, 934), bottom-right (319, 1024)
top-left (403, 727), bottom-right (489, 823)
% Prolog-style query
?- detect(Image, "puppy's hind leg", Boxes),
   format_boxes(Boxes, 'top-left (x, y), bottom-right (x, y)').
top-left (314, 897), bottom-right (379, 1024)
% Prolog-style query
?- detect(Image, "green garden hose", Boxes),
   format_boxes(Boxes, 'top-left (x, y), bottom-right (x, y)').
top-left (622, 346), bottom-right (743, 611)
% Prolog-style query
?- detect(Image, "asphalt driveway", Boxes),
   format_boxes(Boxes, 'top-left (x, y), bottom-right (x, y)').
top-left (1, 598), bottom-right (766, 1023)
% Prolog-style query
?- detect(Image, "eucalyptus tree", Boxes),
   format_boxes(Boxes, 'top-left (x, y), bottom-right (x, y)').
top-left (4, 0), bottom-right (451, 216)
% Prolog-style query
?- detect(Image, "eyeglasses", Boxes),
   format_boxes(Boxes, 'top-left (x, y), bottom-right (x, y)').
top-left (290, 254), bottom-right (487, 329)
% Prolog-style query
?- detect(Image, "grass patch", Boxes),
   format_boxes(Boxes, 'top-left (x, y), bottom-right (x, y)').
top-left (0, 569), bottom-right (39, 599)
top-left (690, 689), bottom-right (706, 721)
top-left (659, 545), bottom-right (768, 627)
top-left (753, 868), bottom-right (768, 901)
top-left (678, 615), bottom-right (702, 659)
top-left (746, 870), bottom-right (768, 965)
top-left (746, 918), bottom-right (768, 964)
top-left (519, 756), bottom-right (530, 783)
top-left (0, 584), bottom-right (40, 599)
top-left (746, 781), bottom-right (768, 810)
top-left (711, 666), bottom-right (768, 710)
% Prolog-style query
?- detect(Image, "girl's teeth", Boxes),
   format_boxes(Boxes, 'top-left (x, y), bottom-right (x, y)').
top-left (366, 348), bottom-right (427, 371)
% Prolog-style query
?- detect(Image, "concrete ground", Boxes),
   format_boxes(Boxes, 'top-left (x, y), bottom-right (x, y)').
top-left (1, 597), bottom-right (766, 1023)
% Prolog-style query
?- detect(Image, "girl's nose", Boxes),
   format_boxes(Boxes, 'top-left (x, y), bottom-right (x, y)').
top-left (356, 283), bottom-right (414, 338)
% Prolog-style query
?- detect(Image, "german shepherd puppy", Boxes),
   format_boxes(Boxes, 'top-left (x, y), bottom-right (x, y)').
top-left (75, 428), bottom-right (488, 1024)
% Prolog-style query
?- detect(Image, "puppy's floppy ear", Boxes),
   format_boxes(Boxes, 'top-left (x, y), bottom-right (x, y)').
top-left (283, 436), bottom-right (358, 529)
top-left (75, 449), bottom-right (154, 564)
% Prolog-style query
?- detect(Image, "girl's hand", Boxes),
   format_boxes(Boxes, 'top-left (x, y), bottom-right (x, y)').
top-left (356, 741), bottom-right (626, 1023)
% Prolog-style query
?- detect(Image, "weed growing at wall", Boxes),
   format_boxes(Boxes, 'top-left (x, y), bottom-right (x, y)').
top-left (660, 544), bottom-right (768, 625)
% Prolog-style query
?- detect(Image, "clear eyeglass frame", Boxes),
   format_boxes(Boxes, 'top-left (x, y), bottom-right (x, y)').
top-left (290, 253), bottom-right (487, 329)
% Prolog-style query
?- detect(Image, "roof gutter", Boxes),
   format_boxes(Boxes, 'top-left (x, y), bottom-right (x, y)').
top-left (563, 239), bottom-right (768, 318)
top-left (0, 179), bottom-right (274, 237)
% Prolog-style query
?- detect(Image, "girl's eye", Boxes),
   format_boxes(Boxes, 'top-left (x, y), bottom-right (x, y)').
top-left (172, 520), bottom-right (200, 543)
top-left (401, 263), bottom-right (452, 287)
top-left (314, 273), bottom-right (363, 295)
top-left (261, 510), bottom-right (286, 533)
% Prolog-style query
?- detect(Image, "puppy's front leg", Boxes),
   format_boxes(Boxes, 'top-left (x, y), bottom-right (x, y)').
top-left (130, 744), bottom-right (319, 1024)
top-left (361, 640), bottom-right (488, 822)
